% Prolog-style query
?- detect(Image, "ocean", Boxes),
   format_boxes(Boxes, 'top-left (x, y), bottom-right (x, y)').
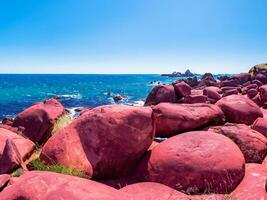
top-left (0, 74), bottom-right (183, 119)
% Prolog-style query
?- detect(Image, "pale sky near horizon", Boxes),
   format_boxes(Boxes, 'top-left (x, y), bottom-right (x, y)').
top-left (0, 0), bottom-right (266, 74)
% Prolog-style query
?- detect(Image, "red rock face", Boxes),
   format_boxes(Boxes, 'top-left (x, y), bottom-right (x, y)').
top-left (183, 95), bottom-right (207, 104)
top-left (120, 182), bottom-right (190, 200)
top-left (203, 86), bottom-right (222, 102)
top-left (41, 104), bottom-right (155, 179)
top-left (231, 164), bottom-right (267, 200)
top-left (152, 103), bottom-right (225, 137)
top-left (216, 94), bottom-right (263, 125)
top-left (0, 174), bottom-right (10, 190)
top-left (206, 123), bottom-right (267, 163)
top-left (12, 98), bottom-right (64, 143)
top-left (0, 171), bottom-right (127, 200)
top-left (0, 139), bottom-right (25, 174)
top-left (145, 85), bottom-right (177, 105)
top-left (189, 194), bottom-right (231, 200)
top-left (0, 128), bottom-right (35, 161)
top-left (133, 131), bottom-right (245, 194)
top-left (173, 81), bottom-right (192, 98)
top-left (259, 85), bottom-right (267, 102)
top-left (252, 118), bottom-right (267, 137)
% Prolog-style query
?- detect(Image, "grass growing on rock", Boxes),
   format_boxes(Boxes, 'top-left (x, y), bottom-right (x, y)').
top-left (51, 113), bottom-right (73, 134)
top-left (29, 158), bottom-right (89, 179)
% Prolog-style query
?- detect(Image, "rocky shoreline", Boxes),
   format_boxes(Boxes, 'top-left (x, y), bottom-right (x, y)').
top-left (0, 64), bottom-right (267, 199)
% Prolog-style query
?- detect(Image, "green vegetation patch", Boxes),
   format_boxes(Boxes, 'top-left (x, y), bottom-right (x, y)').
top-left (29, 158), bottom-right (89, 179)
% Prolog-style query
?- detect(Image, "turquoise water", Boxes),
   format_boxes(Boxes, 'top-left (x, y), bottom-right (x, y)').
top-left (0, 74), bottom-right (181, 119)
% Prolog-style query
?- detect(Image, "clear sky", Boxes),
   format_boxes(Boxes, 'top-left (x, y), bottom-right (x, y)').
top-left (0, 0), bottom-right (266, 74)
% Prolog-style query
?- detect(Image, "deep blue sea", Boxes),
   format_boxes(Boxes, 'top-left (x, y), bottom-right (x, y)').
top-left (0, 74), bottom-right (184, 119)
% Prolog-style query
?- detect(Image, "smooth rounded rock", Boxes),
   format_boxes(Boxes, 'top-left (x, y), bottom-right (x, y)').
top-left (120, 182), bottom-right (189, 200)
top-left (203, 86), bottom-right (222, 102)
top-left (152, 103), bottom-right (225, 137)
top-left (13, 98), bottom-right (64, 143)
top-left (216, 95), bottom-right (263, 125)
top-left (252, 117), bottom-right (267, 138)
top-left (145, 85), bottom-right (177, 105)
top-left (41, 104), bottom-right (155, 179)
top-left (0, 128), bottom-right (34, 161)
top-left (0, 171), bottom-right (127, 200)
top-left (231, 164), bottom-right (267, 200)
top-left (133, 131), bottom-right (245, 194)
top-left (173, 81), bottom-right (191, 98)
top-left (206, 123), bottom-right (267, 163)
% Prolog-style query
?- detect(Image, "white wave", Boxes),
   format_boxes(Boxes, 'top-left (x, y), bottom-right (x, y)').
top-left (59, 94), bottom-right (82, 99)
top-left (65, 107), bottom-right (82, 119)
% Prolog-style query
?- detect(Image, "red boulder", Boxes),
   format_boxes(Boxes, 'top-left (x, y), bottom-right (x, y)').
top-left (216, 94), bottom-right (263, 125)
top-left (246, 88), bottom-right (258, 99)
top-left (183, 95), bottom-right (207, 104)
top-left (173, 81), bottom-right (191, 98)
top-left (152, 103), bottom-right (225, 137)
top-left (41, 104), bottom-right (155, 179)
top-left (13, 98), bottom-right (64, 143)
top-left (231, 164), bottom-right (267, 200)
top-left (206, 123), bottom-right (267, 163)
top-left (120, 182), bottom-right (189, 200)
top-left (0, 128), bottom-right (35, 161)
top-left (0, 174), bottom-right (10, 190)
top-left (145, 85), bottom-right (177, 105)
top-left (203, 86), bottom-right (222, 102)
top-left (259, 85), bottom-right (267, 102)
top-left (133, 131), bottom-right (245, 194)
top-left (0, 139), bottom-right (25, 174)
top-left (252, 117), bottom-right (267, 137)
top-left (0, 171), bottom-right (127, 200)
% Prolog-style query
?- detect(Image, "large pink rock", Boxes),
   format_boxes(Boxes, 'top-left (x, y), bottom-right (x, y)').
top-left (41, 104), bottom-right (155, 179)
top-left (216, 94), bottom-right (263, 125)
top-left (189, 194), bottom-right (231, 200)
top-left (133, 131), bottom-right (245, 194)
top-left (120, 182), bottom-right (189, 200)
top-left (206, 123), bottom-right (267, 163)
top-left (232, 73), bottom-right (251, 84)
top-left (203, 86), bottom-right (222, 102)
top-left (259, 85), bottom-right (267, 102)
top-left (183, 95), bottom-right (207, 104)
top-left (173, 81), bottom-right (191, 98)
top-left (13, 98), bottom-right (64, 143)
top-left (0, 128), bottom-right (34, 161)
top-left (145, 85), bottom-right (177, 105)
top-left (0, 171), bottom-right (127, 200)
top-left (152, 103), bottom-right (225, 137)
top-left (0, 139), bottom-right (25, 174)
top-left (0, 174), bottom-right (10, 190)
top-left (231, 164), bottom-right (267, 200)
top-left (252, 117), bottom-right (267, 137)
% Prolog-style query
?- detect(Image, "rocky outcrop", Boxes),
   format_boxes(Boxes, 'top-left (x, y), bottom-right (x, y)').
top-left (0, 128), bottom-right (35, 161)
top-left (41, 104), bottom-right (155, 179)
top-left (133, 131), bottom-right (245, 194)
top-left (120, 182), bottom-right (189, 200)
top-left (206, 123), bottom-right (267, 163)
top-left (251, 117), bottom-right (267, 137)
top-left (145, 85), bottom-right (177, 105)
top-left (0, 139), bottom-right (26, 174)
top-left (231, 164), bottom-right (267, 200)
top-left (152, 103), bottom-right (225, 137)
top-left (12, 98), bottom-right (64, 143)
top-left (216, 95), bottom-right (263, 125)
top-left (0, 171), bottom-right (127, 200)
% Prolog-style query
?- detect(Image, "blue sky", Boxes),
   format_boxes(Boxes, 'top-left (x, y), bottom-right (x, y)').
top-left (0, 0), bottom-right (266, 74)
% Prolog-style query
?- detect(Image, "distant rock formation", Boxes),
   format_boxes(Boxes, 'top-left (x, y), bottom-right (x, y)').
top-left (161, 69), bottom-right (195, 77)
